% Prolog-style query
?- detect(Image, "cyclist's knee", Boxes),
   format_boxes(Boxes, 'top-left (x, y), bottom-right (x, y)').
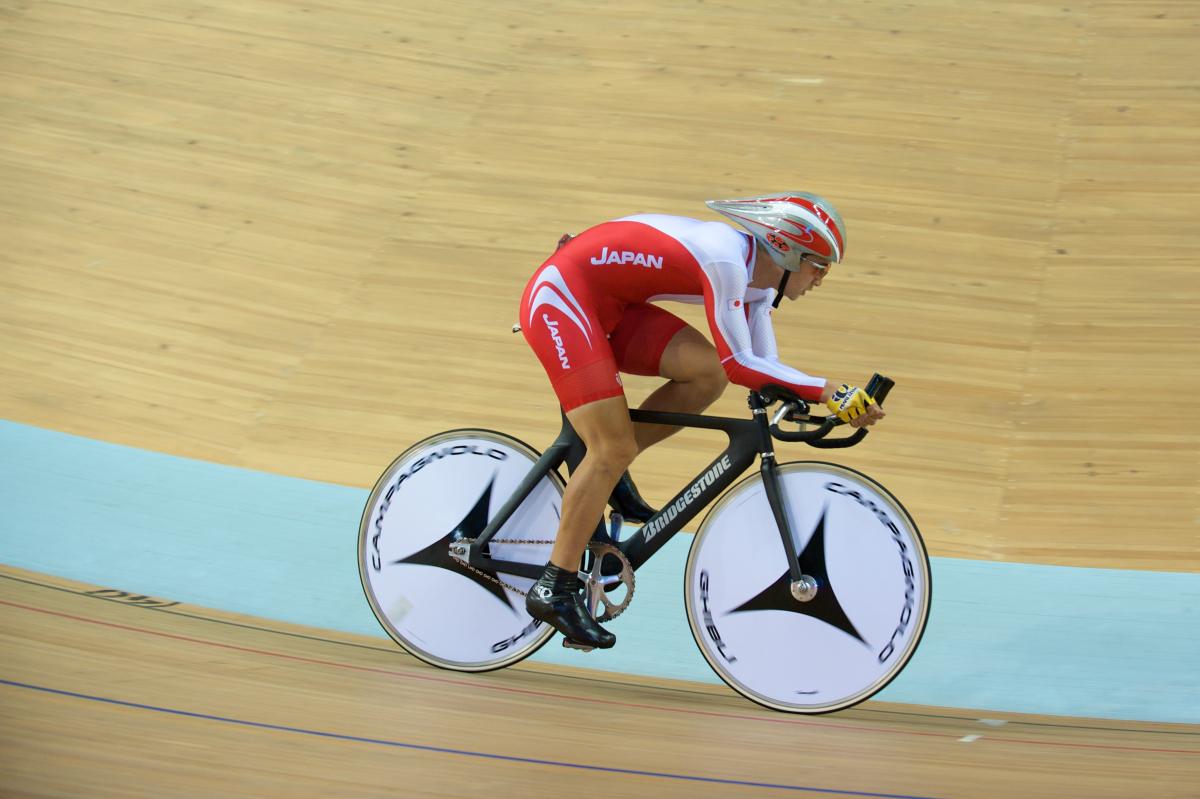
top-left (662, 333), bottom-right (727, 401)
top-left (588, 436), bottom-right (638, 475)
top-left (697, 363), bottom-right (729, 402)
top-left (568, 395), bottom-right (638, 473)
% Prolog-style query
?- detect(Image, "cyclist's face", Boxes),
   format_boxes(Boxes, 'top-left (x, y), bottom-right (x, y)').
top-left (785, 255), bottom-right (832, 298)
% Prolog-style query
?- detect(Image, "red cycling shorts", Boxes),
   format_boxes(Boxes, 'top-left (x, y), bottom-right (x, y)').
top-left (519, 263), bottom-right (688, 412)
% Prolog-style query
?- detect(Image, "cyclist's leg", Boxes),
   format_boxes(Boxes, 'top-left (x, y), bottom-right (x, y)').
top-left (520, 393), bottom-right (634, 648)
top-left (637, 325), bottom-right (728, 449)
top-left (549, 395), bottom-right (638, 570)
top-left (519, 265), bottom-right (630, 646)
top-left (610, 304), bottom-right (728, 452)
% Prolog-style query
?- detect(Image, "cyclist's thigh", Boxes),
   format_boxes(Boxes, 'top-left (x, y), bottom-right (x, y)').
top-left (520, 265), bottom-right (624, 412)
top-left (608, 303), bottom-right (690, 377)
top-left (611, 304), bottom-right (721, 382)
top-left (657, 324), bottom-right (725, 383)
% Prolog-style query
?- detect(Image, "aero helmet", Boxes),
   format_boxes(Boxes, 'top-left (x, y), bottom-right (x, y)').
top-left (706, 192), bottom-right (847, 270)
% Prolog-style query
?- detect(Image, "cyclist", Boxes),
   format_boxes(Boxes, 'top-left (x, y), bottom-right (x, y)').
top-left (518, 192), bottom-right (885, 649)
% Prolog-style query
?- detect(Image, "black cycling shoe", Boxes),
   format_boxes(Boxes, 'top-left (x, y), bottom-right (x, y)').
top-left (525, 566), bottom-right (616, 650)
top-left (607, 471), bottom-right (657, 523)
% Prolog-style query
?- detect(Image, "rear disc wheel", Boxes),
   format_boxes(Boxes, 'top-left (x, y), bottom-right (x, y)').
top-left (358, 429), bottom-right (562, 671)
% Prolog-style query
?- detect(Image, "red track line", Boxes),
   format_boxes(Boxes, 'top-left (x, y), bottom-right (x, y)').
top-left (1, 599), bottom-right (912, 733)
top-left (1, 598), bottom-right (1194, 755)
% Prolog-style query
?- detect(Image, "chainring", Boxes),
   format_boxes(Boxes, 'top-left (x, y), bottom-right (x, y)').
top-left (583, 542), bottom-right (635, 622)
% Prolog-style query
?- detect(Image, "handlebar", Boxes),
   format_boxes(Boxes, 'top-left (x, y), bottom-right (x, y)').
top-left (767, 373), bottom-right (895, 448)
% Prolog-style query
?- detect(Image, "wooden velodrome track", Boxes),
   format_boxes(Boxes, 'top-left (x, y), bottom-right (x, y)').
top-left (0, 565), bottom-right (1196, 798)
top-left (2, 0), bottom-right (1198, 796)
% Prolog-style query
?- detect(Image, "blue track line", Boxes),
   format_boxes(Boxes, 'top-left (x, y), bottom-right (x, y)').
top-left (0, 678), bottom-right (942, 799)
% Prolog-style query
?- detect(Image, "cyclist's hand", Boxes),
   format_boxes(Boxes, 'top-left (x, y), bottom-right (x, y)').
top-left (825, 384), bottom-right (885, 428)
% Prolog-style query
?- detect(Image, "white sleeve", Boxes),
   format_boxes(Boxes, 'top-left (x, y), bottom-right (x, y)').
top-left (747, 294), bottom-right (779, 360)
top-left (699, 262), bottom-right (828, 401)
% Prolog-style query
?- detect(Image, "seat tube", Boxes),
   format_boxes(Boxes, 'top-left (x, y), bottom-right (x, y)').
top-left (474, 420), bottom-right (576, 546)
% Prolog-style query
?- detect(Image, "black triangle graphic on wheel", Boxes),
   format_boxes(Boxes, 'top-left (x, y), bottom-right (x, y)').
top-left (726, 504), bottom-right (867, 645)
top-left (391, 474), bottom-right (518, 614)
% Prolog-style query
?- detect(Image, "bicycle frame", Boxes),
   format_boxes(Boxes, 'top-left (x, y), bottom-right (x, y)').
top-left (462, 392), bottom-right (808, 586)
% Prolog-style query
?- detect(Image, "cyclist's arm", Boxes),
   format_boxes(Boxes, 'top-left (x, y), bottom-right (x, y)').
top-left (746, 295), bottom-right (844, 403)
top-left (700, 261), bottom-right (827, 402)
top-left (745, 295), bottom-right (779, 360)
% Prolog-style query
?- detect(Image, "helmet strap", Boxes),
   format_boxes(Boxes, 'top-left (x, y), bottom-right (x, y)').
top-left (772, 271), bottom-right (790, 308)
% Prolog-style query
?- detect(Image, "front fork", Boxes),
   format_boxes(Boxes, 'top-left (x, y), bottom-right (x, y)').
top-left (750, 394), bottom-right (810, 592)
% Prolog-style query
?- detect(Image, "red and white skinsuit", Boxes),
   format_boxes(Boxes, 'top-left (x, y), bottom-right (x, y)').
top-left (519, 214), bottom-right (828, 411)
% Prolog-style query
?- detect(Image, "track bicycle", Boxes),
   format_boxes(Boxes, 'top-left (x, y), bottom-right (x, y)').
top-left (358, 375), bottom-right (931, 713)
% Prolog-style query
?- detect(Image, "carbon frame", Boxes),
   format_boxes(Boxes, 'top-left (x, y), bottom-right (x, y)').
top-left (464, 393), bottom-right (806, 585)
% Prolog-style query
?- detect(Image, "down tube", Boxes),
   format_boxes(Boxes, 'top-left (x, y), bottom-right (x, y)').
top-left (622, 440), bottom-right (759, 570)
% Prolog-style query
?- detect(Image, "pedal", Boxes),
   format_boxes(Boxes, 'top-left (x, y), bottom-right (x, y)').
top-left (607, 512), bottom-right (624, 542)
top-left (562, 639), bottom-right (595, 652)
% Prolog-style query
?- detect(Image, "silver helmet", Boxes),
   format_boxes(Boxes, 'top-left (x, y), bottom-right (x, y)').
top-left (706, 192), bottom-right (847, 270)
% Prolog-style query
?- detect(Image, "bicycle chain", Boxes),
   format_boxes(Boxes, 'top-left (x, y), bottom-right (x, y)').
top-left (448, 539), bottom-right (556, 598)
top-left (448, 539), bottom-right (635, 622)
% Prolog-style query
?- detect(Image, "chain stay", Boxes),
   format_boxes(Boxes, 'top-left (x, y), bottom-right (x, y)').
top-left (448, 538), bottom-right (634, 621)
top-left (448, 538), bottom-right (555, 598)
